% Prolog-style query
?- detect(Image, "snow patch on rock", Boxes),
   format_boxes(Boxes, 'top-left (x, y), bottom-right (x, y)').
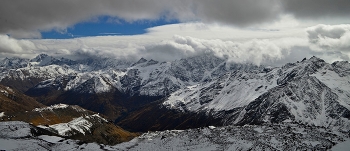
top-left (33, 104), bottom-right (69, 112)
top-left (0, 112), bottom-right (4, 118)
top-left (46, 117), bottom-right (93, 136)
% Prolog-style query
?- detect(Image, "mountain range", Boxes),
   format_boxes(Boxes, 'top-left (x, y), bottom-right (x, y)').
top-left (1, 53), bottom-right (350, 150)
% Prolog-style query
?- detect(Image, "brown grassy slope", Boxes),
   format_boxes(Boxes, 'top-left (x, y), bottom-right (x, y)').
top-left (1, 102), bottom-right (138, 145)
top-left (71, 121), bottom-right (139, 145)
top-left (0, 84), bottom-right (44, 114)
top-left (7, 105), bottom-right (95, 125)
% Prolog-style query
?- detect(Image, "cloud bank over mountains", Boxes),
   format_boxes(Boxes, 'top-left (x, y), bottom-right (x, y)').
top-left (0, 0), bottom-right (349, 65)
top-left (1, 23), bottom-right (350, 66)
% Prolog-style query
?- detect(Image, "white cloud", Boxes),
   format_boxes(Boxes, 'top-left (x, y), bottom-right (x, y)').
top-left (307, 24), bottom-right (350, 51)
top-left (306, 24), bottom-right (350, 62)
top-left (3, 22), bottom-right (350, 66)
top-left (0, 35), bottom-right (37, 54)
top-left (143, 35), bottom-right (288, 65)
top-left (1, 22), bottom-right (305, 64)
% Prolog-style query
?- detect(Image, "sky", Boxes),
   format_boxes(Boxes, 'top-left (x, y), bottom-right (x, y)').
top-left (0, 0), bottom-right (350, 66)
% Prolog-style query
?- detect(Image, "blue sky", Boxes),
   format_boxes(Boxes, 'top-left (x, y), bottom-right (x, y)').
top-left (41, 16), bottom-right (179, 39)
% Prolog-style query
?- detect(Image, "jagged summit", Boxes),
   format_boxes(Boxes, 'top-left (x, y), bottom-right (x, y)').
top-left (30, 54), bottom-right (78, 66)
top-left (30, 53), bottom-right (50, 62)
top-left (146, 59), bottom-right (159, 66)
top-left (0, 57), bottom-right (29, 69)
top-left (309, 55), bottom-right (325, 62)
top-left (137, 57), bottom-right (147, 63)
top-left (31, 54), bottom-right (57, 66)
top-left (132, 57), bottom-right (148, 66)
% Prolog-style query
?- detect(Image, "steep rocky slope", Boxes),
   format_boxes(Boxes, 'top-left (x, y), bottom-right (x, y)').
top-left (0, 84), bottom-right (44, 114)
top-left (120, 57), bottom-right (350, 132)
top-left (0, 82), bottom-right (136, 145)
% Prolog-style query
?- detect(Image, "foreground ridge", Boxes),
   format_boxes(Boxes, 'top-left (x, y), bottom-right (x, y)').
top-left (1, 121), bottom-right (348, 150)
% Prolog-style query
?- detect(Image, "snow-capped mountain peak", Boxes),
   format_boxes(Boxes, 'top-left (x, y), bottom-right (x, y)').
top-left (0, 57), bottom-right (29, 69)
top-left (30, 54), bottom-right (50, 62)
top-left (162, 56), bottom-right (350, 131)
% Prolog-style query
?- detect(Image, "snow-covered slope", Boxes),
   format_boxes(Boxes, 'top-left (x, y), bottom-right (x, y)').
top-left (164, 68), bottom-right (278, 112)
top-left (0, 57), bottom-right (29, 69)
top-left (0, 121), bottom-right (106, 150)
top-left (33, 103), bottom-right (70, 112)
top-left (311, 61), bottom-right (350, 110)
top-left (0, 121), bottom-right (35, 138)
top-left (162, 57), bottom-right (350, 131)
top-left (38, 114), bottom-right (107, 136)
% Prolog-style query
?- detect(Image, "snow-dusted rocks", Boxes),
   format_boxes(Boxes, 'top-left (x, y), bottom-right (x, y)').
top-left (0, 121), bottom-right (34, 138)
top-left (1, 103), bottom-right (137, 146)
top-left (0, 121), bottom-right (108, 151)
top-left (1, 121), bottom-right (348, 150)
top-left (33, 103), bottom-right (69, 112)
top-left (113, 124), bottom-right (348, 151)
top-left (38, 114), bottom-right (102, 136)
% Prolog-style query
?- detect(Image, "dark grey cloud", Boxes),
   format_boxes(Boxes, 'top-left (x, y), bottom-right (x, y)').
top-left (307, 24), bottom-right (350, 51)
top-left (194, 0), bottom-right (281, 26)
top-left (0, 0), bottom-right (282, 38)
top-left (282, 0), bottom-right (350, 19)
top-left (0, 0), bottom-right (170, 38)
top-left (1, 0), bottom-right (350, 38)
